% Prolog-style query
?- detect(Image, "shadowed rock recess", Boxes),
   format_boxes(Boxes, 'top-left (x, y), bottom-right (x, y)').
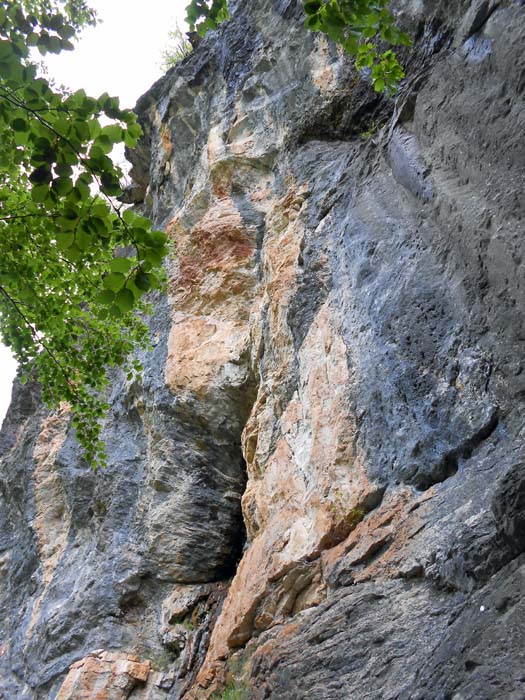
top-left (1, 0), bottom-right (525, 698)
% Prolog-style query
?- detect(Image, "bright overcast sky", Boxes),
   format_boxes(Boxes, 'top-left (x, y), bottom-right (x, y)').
top-left (0, 0), bottom-right (188, 426)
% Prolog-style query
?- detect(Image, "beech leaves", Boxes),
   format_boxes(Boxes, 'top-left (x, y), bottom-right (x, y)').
top-left (185, 0), bottom-right (410, 93)
top-left (303, 0), bottom-right (411, 92)
top-left (0, 0), bottom-right (169, 466)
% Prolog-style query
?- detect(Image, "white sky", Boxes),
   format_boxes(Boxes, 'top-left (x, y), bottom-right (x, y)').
top-left (0, 346), bottom-right (17, 425)
top-left (0, 0), bottom-right (188, 427)
top-left (45, 0), bottom-right (188, 109)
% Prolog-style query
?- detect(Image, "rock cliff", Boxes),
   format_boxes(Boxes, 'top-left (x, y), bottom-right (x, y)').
top-left (1, 0), bottom-right (525, 698)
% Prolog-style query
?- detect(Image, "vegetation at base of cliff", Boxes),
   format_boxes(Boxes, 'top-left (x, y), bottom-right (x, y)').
top-left (0, 0), bottom-right (169, 467)
top-left (185, 0), bottom-right (411, 93)
top-left (211, 684), bottom-right (248, 700)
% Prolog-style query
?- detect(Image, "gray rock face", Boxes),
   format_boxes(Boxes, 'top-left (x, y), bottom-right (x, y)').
top-left (1, 1), bottom-right (525, 699)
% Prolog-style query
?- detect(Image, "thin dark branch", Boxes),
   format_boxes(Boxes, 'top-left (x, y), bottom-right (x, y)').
top-left (0, 213), bottom-right (59, 222)
top-left (0, 86), bottom-right (141, 252)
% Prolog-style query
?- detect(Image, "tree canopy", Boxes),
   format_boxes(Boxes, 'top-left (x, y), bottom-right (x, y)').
top-left (0, 0), bottom-right (168, 465)
top-left (186, 0), bottom-right (411, 93)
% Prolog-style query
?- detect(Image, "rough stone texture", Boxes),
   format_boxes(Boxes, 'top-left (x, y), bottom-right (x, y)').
top-left (1, 0), bottom-right (525, 698)
top-left (55, 652), bottom-right (150, 700)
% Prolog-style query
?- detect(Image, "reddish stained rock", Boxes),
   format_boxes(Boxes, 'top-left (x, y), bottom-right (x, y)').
top-left (165, 197), bottom-right (258, 399)
top-left (167, 198), bottom-right (256, 315)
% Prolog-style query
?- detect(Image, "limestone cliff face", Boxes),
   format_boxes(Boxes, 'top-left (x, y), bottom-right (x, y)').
top-left (1, 1), bottom-right (525, 698)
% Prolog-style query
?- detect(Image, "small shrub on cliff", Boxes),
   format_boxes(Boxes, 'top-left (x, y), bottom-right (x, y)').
top-left (160, 23), bottom-right (193, 71)
top-left (212, 684), bottom-right (248, 700)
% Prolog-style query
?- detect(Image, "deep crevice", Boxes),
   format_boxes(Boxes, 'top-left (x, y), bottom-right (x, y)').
top-left (416, 407), bottom-right (500, 491)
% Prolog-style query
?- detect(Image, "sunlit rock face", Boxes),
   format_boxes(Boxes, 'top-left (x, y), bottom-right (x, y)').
top-left (55, 652), bottom-right (151, 700)
top-left (1, 0), bottom-right (525, 698)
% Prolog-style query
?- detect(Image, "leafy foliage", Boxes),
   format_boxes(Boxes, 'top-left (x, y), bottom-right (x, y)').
top-left (185, 0), bottom-right (230, 38)
top-left (185, 0), bottom-right (410, 92)
top-left (211, 684), bottom-right (248, 700)
top-left (303, 0), bottom-right (411, 92)
top-left (0, 0), bottom-right (169, 466)
top-left (160, 23), bottom-right (193, 71)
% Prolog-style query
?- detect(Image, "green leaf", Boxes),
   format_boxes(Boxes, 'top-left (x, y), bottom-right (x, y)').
top-left (55, 164), bottom-right (73, 176)
top-left (102, 95), bottom-right (121, 119)
top-left (14, 130), bottom-right (29, 146)
top-left (29, 166), bottom-right (52, 185)
top-left (12, 117), bottom-right (28, 132)
top-left (31, 184), bottom-right (50, 203)
top-left (149, 230), bottom-right (168, 245)
top-left (124, 131), bottom-right (139, 148)
top-left (74, 178), bottom-right (91, 201)
top-left (55, 231), bottom-right (75, 250)
top-left (115, 288), bottom-right (135, 313)
top-left (127, 122), bottom-right (142, 139)
top-left (57, 24), bottom-right (76, 39)
top-left (64, 244), bottom-right (82, 262)
top-left (91, 200), bottom-right (109, 217)
top-left (109, 257), bottom-right (134, 274)
top-left (101, 124), bottom-right (124, 142)
top-left (55, 215), bottom-right (77, 231)
top-left (108, 304), bottom-right (123, 319)
top-left (96, 289), bottom-right (115, 305)
top-left (304, 1), bottom-right (322, 14)
top-left (145, 249), bottom-right (163, 267)
top-left (305, 14), bottom-right (321, 30)
top-left (76, 227), bottom-right (91, 251)
top-left (52, 177), bottom-right (73, 196)
top-left (103, 272), bottom-right (126, 292)
top-left (122, 208), bottom-right (136, 225)
top-left (89, 216), bottom-right (109, 236)
top-left (100, 172), bottom-right (121, 197)
top-left (93, 135), bottom-right (113, 154)
top-left (0, 41), bottom-right (12, 60)
top-left (47, 35), bottom-right (62, 53)
top-left (134, 271), bottom-right (151, 291)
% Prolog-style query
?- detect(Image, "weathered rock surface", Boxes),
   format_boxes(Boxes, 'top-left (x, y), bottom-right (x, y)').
top-left (55, 652), bottom-right (151, 700)
top-left (1, 0), bottom-right (524, 698)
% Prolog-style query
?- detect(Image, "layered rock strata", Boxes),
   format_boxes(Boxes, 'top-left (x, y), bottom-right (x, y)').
top-left (1, 0), bottom-right (525, 698)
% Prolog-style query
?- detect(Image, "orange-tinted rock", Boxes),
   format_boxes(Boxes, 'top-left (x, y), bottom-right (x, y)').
top-left (321, 488), bottom-right (428, 586)
top-left (165, 198), bottom-right (258, 399)
top-left (56, 651), bottom-right (150, 700)
top-left (26, 405), bottom-right (71, 639)
top-left (194, 191), bottom-right (383, 690)
top-left (167, 198), bottom-right (256, 316)
top-left (31, 406), bottom-right (71, 587)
